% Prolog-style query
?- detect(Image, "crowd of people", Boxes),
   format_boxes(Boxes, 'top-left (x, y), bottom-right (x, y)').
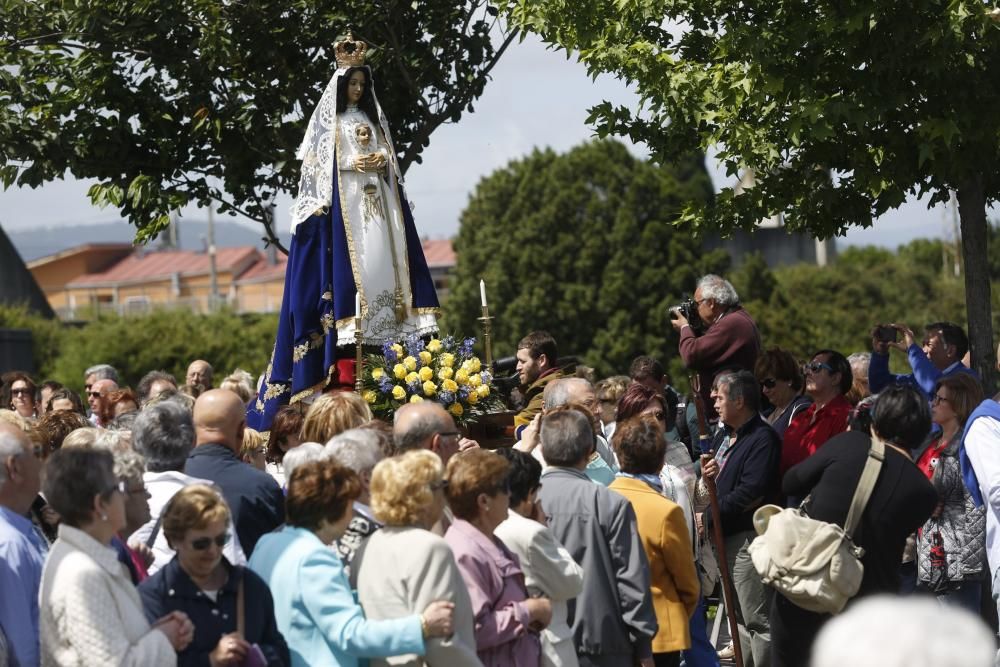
top-left (2, 273), bottom-right (1000, 666)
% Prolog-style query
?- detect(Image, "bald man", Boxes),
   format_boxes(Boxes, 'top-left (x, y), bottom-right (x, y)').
top-left (87, 378), bottom-right (119, 426)
top-left (184, 390), bottom-right (283, 555)
top-left (393, 402), bottom-right (478, 464)
top-left (186, 359), bottom-right (214, 391)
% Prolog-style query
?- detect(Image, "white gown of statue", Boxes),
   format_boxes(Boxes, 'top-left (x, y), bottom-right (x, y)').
top-left (333, 106), bottom-right (437, 345)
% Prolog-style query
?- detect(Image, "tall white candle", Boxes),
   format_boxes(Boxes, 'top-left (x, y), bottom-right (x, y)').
top-left (480, 280), bottom-right (487, 308)
top-left (355, 292), bottom-right (361, 318)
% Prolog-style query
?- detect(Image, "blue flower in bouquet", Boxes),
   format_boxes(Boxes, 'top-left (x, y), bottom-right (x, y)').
top-left (378, 375), bottom-right (393, 394)
top-left (458, 337), bottom-right (475, 357)
top-left (480, 370), bottom-right (493, 385)
top-left (407, 379), bottom-right (421, 394)
top-left (439, 390), bottom-right (456, 405)
top-left (442, 335), bottom-right (456, 350)
top-left (404, 333), bottom-right (425, 357)
top-left (382, 341), bottom-right (398, 364)
top-left (457, 386), bottom-right (471, 400)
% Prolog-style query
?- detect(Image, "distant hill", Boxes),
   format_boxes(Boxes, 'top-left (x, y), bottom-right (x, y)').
top-left (8, 220), bottom-right (293, 263)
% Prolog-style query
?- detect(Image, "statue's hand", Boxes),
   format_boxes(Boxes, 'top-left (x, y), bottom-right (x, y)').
top-left (353, 155), bottom-right (368, 173)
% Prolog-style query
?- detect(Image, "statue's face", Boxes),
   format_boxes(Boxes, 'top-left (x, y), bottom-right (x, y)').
top-left (347, 70), bottom-right (366, 104)
top-left (356, 125), bottom-right (371, 147)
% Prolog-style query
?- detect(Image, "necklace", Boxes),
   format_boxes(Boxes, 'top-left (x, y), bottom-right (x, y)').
top-left (345, 104), bottom-right (360, 112)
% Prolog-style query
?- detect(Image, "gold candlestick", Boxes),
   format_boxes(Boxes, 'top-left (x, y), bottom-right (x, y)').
top-left (478, 305), bottom-right (494, 368)
top-left (354, 317), bottom-right (364, 393)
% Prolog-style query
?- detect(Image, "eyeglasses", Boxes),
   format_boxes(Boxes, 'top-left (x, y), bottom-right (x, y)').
top-left (438, 431), bottom-right (460, 440)
top-left (932, 394), bottom-right (950, 405)
top-left (10, 388), bottom-right (31, 397)
top-left (189, 533), bottom-right (230, 551)
top-left (88, 391), bottom-right (102, 399)
top-left (104, 480), bottom-right (128, 496)
top-left (760, 378), bottom-right (777, 389)
top-left (429, 479), bottom-right (448, 491)
top-left (805, 362), bottom-right (834, 374)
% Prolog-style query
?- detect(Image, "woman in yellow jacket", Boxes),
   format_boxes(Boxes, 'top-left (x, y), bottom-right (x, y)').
top-left (609, 416), bottom-right (700, 667)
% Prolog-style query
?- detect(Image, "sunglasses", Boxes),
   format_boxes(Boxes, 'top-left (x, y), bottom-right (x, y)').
top-left (10, 388), bottom-right (32, 397)
top-left (88, 391), bottom-right (103, 399)
top-left (805, 362), bottom-right (834, 374)
top-left (190, 533), bottom-right (230, 551)
top-left (760, 378), bottom-right (777, 389)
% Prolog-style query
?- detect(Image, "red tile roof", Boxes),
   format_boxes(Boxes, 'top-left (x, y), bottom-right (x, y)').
top-left (421, 238), bottom-right (455, 268)
top-left (27, 243), bottom-right (134, 269)
top-left (68, 247), bottom-right (261, 287)
top-left (237, 255), bottom-right (288, 283)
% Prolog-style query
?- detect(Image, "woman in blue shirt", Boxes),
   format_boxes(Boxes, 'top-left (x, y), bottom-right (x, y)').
top-left (249, 457), bottom-right (455, 667)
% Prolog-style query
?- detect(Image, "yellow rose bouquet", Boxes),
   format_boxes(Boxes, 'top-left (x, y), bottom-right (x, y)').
top-left (361, 334), bottom-right (501, 424)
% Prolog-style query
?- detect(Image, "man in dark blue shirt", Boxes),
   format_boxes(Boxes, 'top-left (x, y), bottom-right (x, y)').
top-left (185, 390), bottom-right (284, 556)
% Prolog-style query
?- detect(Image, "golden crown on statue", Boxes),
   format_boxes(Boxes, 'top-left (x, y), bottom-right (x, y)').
top-left (335, 33), bottom-right (367, 68)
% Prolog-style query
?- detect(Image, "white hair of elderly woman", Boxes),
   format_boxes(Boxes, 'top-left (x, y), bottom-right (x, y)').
top-left (324, 427), bottom-right (383, 474)
top-left (811, 595), bottom-right (994, 667)
top-left (281, 442), bottom-right (326, 481)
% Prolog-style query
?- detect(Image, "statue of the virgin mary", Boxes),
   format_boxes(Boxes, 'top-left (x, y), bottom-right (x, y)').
top-left (248, 34), bottom-right (439, 431)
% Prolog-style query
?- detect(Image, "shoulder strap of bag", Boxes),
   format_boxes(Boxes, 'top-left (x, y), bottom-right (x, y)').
top-left (237, 570), bottom-right (245, 639)
top-left (844, 436), bottom-right (886, 537)
top-left (144, 513), bottom-right (163, 548)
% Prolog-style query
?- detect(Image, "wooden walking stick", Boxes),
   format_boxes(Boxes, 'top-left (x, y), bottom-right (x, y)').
top-left (690, 374), bottom-right (745, 667)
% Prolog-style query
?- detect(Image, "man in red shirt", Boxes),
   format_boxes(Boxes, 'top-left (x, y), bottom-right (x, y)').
top-left (780, 350), bottom-right (853, 476)
top-left (671, 274), bottom-right (761, 420)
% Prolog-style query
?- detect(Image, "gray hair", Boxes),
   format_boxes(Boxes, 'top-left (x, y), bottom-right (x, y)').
top-left (544, 377), bottom-right (592, 409)
top-left (44, 447), bottom-right (117, 527)
top-left (85, 364), bottom-right (120, 384)
top-left (697, 274), bottom-right (739, 307)
top-left (114, 449), bottom-right (146, 484)
top-left (282, 442), bottom-right (326, 481)
top-left (812, 595), bottom-right (993, 667)
top-left (847, 352), bottom-right (871, 375)
top-left (325, 428), bottom-right (383, 474)
top-left (0, 427), bottom-right (27, 488)
top-left (133, 399), bottom-right (195, 472)
top-left (394, 409), bottom-right (448, 453)
top-left (540, 409), bottom-right (594, 467)
top-left (713, 370), bottom-right (761, 412)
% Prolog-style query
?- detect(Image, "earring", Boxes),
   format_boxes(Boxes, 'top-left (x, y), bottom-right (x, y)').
top-left (100, 513), bottom-right (108, 521)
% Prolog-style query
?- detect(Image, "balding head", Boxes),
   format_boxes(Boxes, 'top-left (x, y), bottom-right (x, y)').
top-left (193, 389), bottom-right (246, 452)
top-left (393, 402), bottom-right (460, 464)
top-left (544, 378), bottom-right (599, 417)
top-left (187, 359), bottom-right (214, 389)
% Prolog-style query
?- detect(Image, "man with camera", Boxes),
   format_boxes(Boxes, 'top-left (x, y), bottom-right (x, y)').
top-left (869, 321), bottom-right (977, 400)
top-left (671, 274), bottom-right (761, 419)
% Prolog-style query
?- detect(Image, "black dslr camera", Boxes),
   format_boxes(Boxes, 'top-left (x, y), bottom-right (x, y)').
top-left (670, 295), bottom-right (704, 334)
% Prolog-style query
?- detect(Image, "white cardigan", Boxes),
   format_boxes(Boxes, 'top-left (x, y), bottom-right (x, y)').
top-left (39, 525), bottom-right (175, 667)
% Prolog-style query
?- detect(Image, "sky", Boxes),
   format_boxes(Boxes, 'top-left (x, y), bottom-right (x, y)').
top-left (0, 34), bottom-right (963, 250)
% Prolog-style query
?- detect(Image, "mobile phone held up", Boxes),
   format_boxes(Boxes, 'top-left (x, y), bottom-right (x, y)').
top-left (875, 325), bottom-right (898, 343)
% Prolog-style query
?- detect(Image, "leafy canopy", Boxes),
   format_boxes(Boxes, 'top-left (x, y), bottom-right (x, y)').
top-left (441, 139), bottom-right (727, 377)
top-left (505, 0), bottom-right (1000, 238)
top-left (0, 0), bottom-right (515, 248)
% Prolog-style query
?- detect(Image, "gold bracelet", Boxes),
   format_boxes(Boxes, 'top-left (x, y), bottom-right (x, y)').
top-left (420, 613), bottom-right (430, 639)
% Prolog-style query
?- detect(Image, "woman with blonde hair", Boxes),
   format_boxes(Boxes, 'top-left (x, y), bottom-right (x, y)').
top-left (300, 391), bottom-right (372, 443)
top-left (355, 449), bottom-right (480, 666)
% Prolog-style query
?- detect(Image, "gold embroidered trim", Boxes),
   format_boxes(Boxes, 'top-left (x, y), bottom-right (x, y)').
top-left (321, 290), bottom-right (333, 301)
top-left (336, 119), bottom-right (365, 307)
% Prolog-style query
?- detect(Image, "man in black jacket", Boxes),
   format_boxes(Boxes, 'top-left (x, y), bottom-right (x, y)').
top-left (700, 370), bottom-right (781, 667)
top-left (185, 390), bottom-right (284, 556)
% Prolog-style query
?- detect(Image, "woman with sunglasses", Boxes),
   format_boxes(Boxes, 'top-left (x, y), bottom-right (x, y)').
top-left (139, 484), bottom-right (289, 666)
top-left (2, 371), bottom-right (37, 420)
top-left (355, 449), bottom-right (480, 666)
top-left (40, 447), bottom-right (193, 666)
top-left (914, 373), bottom-right (986, 610)
top-left (444, 449), bottom-right (550, 666)
top-left (780, 349), bottom-right (853, 477)
top-left (754, 347), bottom-right (811, 437)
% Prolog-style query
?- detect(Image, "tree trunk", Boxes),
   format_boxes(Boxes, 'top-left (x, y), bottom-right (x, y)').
top-left (957, 178), bottom-right (996, 395)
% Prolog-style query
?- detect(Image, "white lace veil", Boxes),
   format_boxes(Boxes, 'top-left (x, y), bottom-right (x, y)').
top-left (289, 66), bottom-right (404, 233)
